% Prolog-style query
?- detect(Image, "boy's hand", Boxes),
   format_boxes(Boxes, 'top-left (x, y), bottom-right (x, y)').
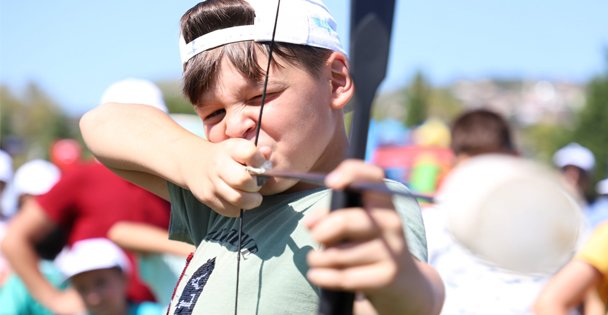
top-left (182, 138), bottom-right (268, 217)
top-left (304, 160), bottom-right (410, 294)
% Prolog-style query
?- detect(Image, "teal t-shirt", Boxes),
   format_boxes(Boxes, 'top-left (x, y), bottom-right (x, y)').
top-left (128, 301), bottom-right (165, 315)
top-left (0, 261), bottom-right (68, 315)
top-left (166, 180), bottom-right (427, 314)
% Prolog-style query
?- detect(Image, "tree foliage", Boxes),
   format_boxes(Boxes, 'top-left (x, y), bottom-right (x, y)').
top-left (404, 71), bottom-right (430, 127)
top-left (572, 66), bottom-right (608, 185)
top-left (0, 83), bottom-right (79, 165)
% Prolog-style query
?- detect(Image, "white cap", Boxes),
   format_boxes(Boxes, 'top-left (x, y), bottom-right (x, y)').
top-left (597, 178), bottom-right (608, 195)
top-left (57, 238), bottom-right (131, 279)
top-left (179, 0), bottom-right (345, 65)
top-left (553, 142), bottom-right (595, 172)
top-left (13, 159), bottom-right (61, 196)
top-left (100, 78), bottom-right (168, 113)
top-left (437, 154), bottom-right (581, 274)
top-left (0, 149), bottom-right (12, 184)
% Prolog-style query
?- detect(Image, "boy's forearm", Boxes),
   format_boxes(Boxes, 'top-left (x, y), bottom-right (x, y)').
top-left (80, 102), bottom-right (202, 187)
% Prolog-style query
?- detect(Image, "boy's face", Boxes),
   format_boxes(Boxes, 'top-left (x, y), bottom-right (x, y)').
top-left (71, 268), bottom-right (128, 315)
top-left (195, 48), bottom-right (350, 193)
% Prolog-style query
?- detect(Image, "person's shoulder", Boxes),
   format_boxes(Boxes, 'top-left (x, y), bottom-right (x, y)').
top-left (590, 222), bottom-right (608, 239)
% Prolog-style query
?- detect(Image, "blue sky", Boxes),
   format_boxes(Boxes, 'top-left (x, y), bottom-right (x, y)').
top-left (1, 0), bottom-right (607, 116)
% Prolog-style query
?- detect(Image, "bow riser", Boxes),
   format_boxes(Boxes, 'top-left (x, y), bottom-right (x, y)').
top-left (318, 1), bottom-right (396, 315)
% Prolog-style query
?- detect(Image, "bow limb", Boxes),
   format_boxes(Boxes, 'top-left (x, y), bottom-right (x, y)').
top-left (317, 1), bottom-right (396, 315)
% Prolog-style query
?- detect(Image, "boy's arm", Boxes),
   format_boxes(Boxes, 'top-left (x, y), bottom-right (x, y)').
top-left (80, 103), bottom-right (200, 200)
top-left (1, 198), bottom-right (85, 313)
top-left (80, 103), bottom-right (265, 215)
top-left (305, 160), bottom-right (444, 315)
top-left (534, 259), bottom-right (603, 315)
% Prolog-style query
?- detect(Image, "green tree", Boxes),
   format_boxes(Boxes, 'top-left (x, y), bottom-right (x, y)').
top-left (0, 82), bottom-right (77, 165)
top-left (404, 71), bottom-right (430, 127)
top-left (572, 64), bottom-right (608, 187)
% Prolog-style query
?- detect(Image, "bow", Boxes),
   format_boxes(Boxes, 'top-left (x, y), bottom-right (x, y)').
top-left (317, 1), bottom-right (396, 314)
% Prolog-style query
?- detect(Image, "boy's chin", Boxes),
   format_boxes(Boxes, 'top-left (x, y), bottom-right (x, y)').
top-left (260, 178), bottom-right (320, 196)
top-left (260, 177), bottom-right (316, 196)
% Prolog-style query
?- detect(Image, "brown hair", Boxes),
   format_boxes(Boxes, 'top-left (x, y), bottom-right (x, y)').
top-left (450, 108), bottom-right (516, 156)
top-left (180, 0), bottom-right (332, 106)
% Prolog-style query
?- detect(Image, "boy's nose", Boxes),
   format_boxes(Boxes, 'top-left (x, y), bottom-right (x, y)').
top-left (224, 108), bottom-right (257, 139)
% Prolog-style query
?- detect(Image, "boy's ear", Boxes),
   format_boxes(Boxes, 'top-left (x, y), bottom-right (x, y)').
top-left (328, 52), bottom-right (354, 110)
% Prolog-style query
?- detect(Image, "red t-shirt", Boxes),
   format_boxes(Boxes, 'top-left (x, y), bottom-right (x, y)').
top-left (37, 161), bottom-right (170, 303)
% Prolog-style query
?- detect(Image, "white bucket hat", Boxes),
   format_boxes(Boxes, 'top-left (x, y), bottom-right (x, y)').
top-left (179, 0), bottom-right (345, 65)
top-left (0, 149), bottom-right (13, 184)
top-left (100, 78), bottom-right (168, 113)
top-left (437, 154), bottom-right (582, 274)
top-left (553, 142), bottom-right (595, 172)
top-left (597, 178), bottom-right (608, 195)
top-left (13, 159), bottom-right (61, 196)
top-left (56, 238), bottom-right (131, 279)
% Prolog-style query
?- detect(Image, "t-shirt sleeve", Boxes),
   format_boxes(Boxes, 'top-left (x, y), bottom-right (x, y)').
top-left (167, 181), bottom-right (213, 246)
top-left (576, 222), bottom-right (608, 276)
top-left (387, 180), bottom-right (428, 263)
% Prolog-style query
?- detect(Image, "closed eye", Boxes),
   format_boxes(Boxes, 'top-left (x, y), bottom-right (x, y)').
top-left (203, 108), bottom-right (225, 124)
top-left (246, 91), bottom-right (280, 106)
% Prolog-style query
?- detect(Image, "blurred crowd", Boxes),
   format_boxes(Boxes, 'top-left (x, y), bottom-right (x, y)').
top-left (0, 79), bottom-right (606, 314)
top-left (0, 79), bottom-right (197, 315)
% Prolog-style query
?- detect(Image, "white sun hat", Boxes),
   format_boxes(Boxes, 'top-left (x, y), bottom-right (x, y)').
top-left (100, 78), bottom-right (168, 113)
top-left (437, 154), bottom-right (582, 275)
top-left (56, 238), bottom-right (131, 279)
top-left (13, 159), bottom-right (61, 196)
top-left (597, 178), bottom-right (608, 195)
top-left (553, 142), bottom-right (595, 172)
top-left (0, 149), bottom-right (13, 184)
top-left (179, 0), bottom-right (345, 65)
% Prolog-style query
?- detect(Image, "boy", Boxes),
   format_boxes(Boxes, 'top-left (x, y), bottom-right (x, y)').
top-left (80, 0), bottom-right (444, 314)
top-left (57, 238), bottom-right (164, 315)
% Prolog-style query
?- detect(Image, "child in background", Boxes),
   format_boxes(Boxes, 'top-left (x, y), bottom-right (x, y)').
top-left (109, 221), bottom-right (195, 309)
top-left (1, 79), bottom-right (172, 314)
top-left (0, 159), bottom-right (67, 315)
top-left (57, 237), bottom-right (164, 315)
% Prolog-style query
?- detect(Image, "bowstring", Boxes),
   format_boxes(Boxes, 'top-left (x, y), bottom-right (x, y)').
top-left (235, 1), bottom-right (281, 314)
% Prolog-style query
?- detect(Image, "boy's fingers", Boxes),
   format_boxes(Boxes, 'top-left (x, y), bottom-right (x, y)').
top-left (309, 208), bottom-right (402, 246)
top-left (220, 164), bottom-right (262, 193)
top-left (225, 139), bottom-right (268, 170)
top-left (307, 239), bottom-right (395, 268)
top-left (307, 263), bottom-right (397, 291)
top-left (214, 180), bottom-right (263, 210)
top-left (326, 160), bottom-right (385, 189)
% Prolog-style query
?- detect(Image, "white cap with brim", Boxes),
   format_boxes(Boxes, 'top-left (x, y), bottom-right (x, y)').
top-left (597, 178), bottom-right (608, 195)
top-left (553, 142), bottom-right (595, 172)
top-left (437, 154), bottom-right (582, 275)
top-left (0, 149), bottom-right (13, 184)
top-left (100, 78), bottom-right (168, 113)
top-left (13, 159), bottom-right (60, 196)
top-left (179, 0), bottom-right (345, 65)
top-left (56, 238), bottom-right (131, 279)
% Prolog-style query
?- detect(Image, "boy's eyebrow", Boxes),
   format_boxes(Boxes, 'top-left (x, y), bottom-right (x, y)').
top-left (198, 78), bottom-right (287, 106)
top-left (250, 78), bottom-right (287, 92)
